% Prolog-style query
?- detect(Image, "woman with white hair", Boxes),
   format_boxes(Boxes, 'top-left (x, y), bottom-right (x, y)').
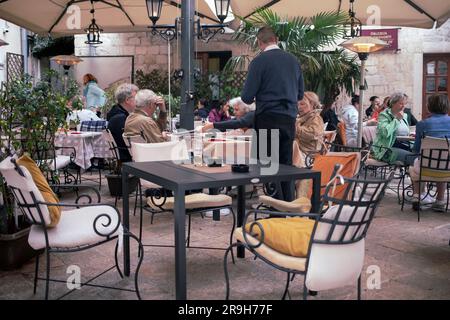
top-left (372, 92), bottom-right (415, 164)
top-left (201, 97), bottom-right (255, 134)
top-left (124, 89), bottom-right (168, 143)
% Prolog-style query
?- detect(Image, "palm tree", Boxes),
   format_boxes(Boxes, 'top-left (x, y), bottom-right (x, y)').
top-left (226, 8), bottom-right (361, 107)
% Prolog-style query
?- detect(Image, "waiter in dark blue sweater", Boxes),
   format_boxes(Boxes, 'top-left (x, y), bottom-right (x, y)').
top-left (241, 26), bottom-right (304, 201)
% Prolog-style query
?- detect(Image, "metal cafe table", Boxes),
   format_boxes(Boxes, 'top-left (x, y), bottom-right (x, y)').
top-left (121, 161), bottom-right (321, 300)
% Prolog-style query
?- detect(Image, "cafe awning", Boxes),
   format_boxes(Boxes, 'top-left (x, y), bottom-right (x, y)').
top-left (0, 0), bottom-right (220, 36)
top-left (231, 0), bottom-right (450, 29)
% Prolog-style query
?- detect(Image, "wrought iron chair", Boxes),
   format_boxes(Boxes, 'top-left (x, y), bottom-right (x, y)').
top-left (103, 129), bottom-right (140, 207)
top-left (0, 155), bottom-right (143, 300)
top-left (405, 135), bottom-right (450, 221)
top-left (78, 121), bottom-right (109, 190)
top-left (224, 172), bottom-right (393, 300)
top-left (258, 152), bottom-right (361, 215)
top-left (131, 140), bottom-right (236, 250)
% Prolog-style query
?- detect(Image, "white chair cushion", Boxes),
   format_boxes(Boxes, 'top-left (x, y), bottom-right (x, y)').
top-left (28, 205), bottom-right (122, 250)
top-left (306, 205), bottom-right (366, 291)
top-left (140, 179), bottom-right (162, 190)
top-left (234, 228), bottom-right (306, 272)
top-left (38, 156), bottom-right (71, 170)
top-left (147, 193), bottom-right (232, 210)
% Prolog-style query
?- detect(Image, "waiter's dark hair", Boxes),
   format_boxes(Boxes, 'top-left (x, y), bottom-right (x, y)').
top-left (257, 26), bottom-right (277, 44)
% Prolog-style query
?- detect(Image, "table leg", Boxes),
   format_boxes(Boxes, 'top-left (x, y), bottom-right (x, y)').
top-left (174, 188), bottom-right (187, 300)
top-left (237, 185), bottom-right (245, 258)
top-left (209, 188), bottom-right (220, 221)
top-left (311, 173), bottom-right (321, 213)
top-left (122, 170), bottom-right (130, 277)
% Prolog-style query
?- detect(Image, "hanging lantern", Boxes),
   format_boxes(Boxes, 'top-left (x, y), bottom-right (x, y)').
top-left (343, 0), bottom-right (363, 39)
top-left (146, 0), bottom-right (164, 25)
top-left (214, 0), bottom-right (231, 24)
top-left (85, 2), bottom-right (103, 45)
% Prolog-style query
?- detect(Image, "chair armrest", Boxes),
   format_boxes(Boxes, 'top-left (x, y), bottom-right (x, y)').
top-left (49, 184), bottom-right (101, 204)
top-left (38, 202), bottom-right (121, 237)
top-left (241, 209), bottom-right (320, 250)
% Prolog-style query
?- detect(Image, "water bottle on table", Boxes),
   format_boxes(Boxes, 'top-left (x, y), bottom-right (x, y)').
top-left (193, 128), bottom-right (203, 166)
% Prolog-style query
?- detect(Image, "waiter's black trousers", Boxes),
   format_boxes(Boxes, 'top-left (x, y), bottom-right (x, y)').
top-left (255, 113), bottom-right (296, 202)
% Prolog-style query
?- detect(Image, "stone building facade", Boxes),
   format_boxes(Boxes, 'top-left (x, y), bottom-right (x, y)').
top-left (75, 31), bottom-right (250, 74)
top-left (75, 19), bottom-right (450, 120)
top-left (362, 19), bottom-right (450, 119)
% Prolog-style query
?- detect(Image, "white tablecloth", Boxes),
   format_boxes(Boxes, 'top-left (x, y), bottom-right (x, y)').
top-left (55, 132), bottom-right (112, 169)
top-left (363, 126), bottom-right (377, 144)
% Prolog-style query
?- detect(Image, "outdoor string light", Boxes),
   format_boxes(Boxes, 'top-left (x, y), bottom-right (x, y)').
top-left (146, 0), bottom-right (231, 42)
top-left (85, 0), bottom-right (103, 45)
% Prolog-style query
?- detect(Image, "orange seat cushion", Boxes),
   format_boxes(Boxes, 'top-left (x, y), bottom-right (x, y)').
top-left (245, 217), bottom-right (315, 257)
top-left (307, 153), bottom-right (359, 200)
top-left (17, 155), bottom-right (61, 227)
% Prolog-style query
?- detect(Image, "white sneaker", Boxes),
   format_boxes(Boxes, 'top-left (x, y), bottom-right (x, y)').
top-left (420, 194), bottom-right (435, 205)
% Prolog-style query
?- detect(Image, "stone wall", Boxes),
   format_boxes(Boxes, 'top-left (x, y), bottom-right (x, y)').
top-left (75, 31), bottom-right (251, 74)
top-left (363, 20), bottom-right (450, 120)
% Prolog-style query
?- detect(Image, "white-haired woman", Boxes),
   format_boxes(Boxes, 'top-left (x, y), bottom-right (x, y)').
top-left (202, 97), bottom-right (255, 135)
top-left (124, 89), bottom-right (168, 143)
top-left (372, 92), bottom-right (415, 164)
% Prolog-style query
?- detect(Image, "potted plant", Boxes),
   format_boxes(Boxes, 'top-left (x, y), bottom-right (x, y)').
top-left (105, 160), bottom-right (139, 198)
top-left (0, 71), bottom-right (81, 270)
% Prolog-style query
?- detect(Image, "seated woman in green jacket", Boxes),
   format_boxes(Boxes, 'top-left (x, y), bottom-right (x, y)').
top-left (372, 92), bottom-right (415, 165)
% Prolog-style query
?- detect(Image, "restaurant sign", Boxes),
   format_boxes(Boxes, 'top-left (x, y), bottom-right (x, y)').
top-left (361, 28), bottom-right (399, 52)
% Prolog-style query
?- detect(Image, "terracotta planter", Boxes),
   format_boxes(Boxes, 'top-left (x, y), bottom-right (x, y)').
top-left (0, 227), bottom-right (38, 270)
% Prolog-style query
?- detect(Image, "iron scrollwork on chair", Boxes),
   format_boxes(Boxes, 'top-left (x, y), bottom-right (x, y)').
top-left (224, 172), bottom-right (393, 300)
top-left (0, 156), bottom-right (144, 300)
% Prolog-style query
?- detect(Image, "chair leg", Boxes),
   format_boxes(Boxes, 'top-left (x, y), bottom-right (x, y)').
top-left (33, 254), bottom-right (40, 294)
top-left (401, 171), bottom-right (407, 211)
top-left (302, 281), bottom-right (308, 300)
top-left (98, 166), bottom-right (102, 191)
top-left (229, 207), bottom-right (236, 264)
top-left (357, 275), bottom-right (362, 300)
top-left (186, 213), bottom-right (192, 247)
top-left (138, 202), bottom-right (144, 258)
top-left (397, 168), bottom-right (404, 205)
top-left (45, 250), bottom-right (50, 300)
top-left (418, 182), bottom-right (421, 222)
top-left (282, 272), bottom-right (291, 300)
top-left (224, 243), bottom-right (239, 300)
top-left (114, 241), bottom-right (124, 278)
top-left (128, 232), bottom-right (144, 300)
top-left (134, 183), bottom-right (140, 217)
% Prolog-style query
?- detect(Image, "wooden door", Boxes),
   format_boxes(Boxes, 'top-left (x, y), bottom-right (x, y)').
top-left (423, 54), bottom-right (450, 117)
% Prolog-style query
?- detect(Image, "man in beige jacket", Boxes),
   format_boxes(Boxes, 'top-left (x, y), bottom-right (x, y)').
top-left (124, 89), bottom-right (169, 143)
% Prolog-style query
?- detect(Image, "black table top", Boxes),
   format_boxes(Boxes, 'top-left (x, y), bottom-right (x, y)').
top-left (122, 161), bottom-right (320, 191)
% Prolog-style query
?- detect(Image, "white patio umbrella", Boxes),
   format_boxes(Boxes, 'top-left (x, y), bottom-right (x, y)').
top-left (0, 0), bottom-right (220, 36)
top-left (231, 0), bottom-right (450, 29)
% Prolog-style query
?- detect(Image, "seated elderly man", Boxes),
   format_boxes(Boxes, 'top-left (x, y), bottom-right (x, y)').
top-left (124, 89), bottom-right (169, 143)
top-left (201, 97), bottom-right (255, 134)
top-left (107, 83), bottom-right (139, 162)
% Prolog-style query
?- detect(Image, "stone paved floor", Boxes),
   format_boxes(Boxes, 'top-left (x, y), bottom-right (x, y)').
top-left (0, 172), bottom-right (449, 300)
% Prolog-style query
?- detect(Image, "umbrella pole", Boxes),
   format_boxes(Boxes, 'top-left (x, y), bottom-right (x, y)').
top-left (168, 39), bottom-right (172, 131)
top-left (357, 54), bottom-right (368, 148)
top-left (179, 0), bottom-right (195, 131)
